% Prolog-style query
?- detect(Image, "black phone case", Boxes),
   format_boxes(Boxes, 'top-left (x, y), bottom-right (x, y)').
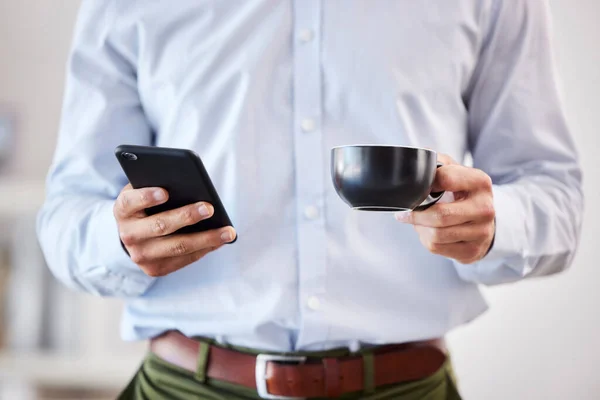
top-left (114, 144), bottom-right (236, 242)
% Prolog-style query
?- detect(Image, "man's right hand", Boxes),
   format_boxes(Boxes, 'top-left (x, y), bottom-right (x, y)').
top-left (114, 184), bottom-right (236, 277)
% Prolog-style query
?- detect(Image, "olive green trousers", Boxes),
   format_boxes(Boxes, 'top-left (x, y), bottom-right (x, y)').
top-left (119, 339), bottom-right (462, 400)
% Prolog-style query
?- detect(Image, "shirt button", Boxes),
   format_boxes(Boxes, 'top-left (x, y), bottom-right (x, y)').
top-left (298, 29), bottom-right (314, 43)
top-left (300, 118), bottom-right (316, 133)
top-left (307, 296), bottom-right (321, 311)
top-left (303, 205), bottom-right (319, 220)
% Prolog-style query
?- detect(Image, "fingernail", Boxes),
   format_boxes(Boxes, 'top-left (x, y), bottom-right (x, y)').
top-left (395, 211), bottom-right (411, 222)
top-left (153, 190), bottom-right (166, 201)
top-left (198, 204), bottom-right (211, 218)
top-left (221, 229), bottom-right (233, 242)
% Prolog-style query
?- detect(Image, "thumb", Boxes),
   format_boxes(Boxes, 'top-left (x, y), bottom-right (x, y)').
top-left (436, 153), bottom-right (458, 166)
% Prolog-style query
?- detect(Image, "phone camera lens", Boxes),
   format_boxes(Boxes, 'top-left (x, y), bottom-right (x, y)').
top-left (122, 152), bottom-right (138, 161)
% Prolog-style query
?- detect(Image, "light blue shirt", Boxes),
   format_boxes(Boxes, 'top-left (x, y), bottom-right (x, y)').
top-left (37, 0), bottom-right (583, 352)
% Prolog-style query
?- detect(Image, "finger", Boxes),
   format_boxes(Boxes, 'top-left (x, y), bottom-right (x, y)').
top-left (120, 202), bottom-right (214, 244)
top-left (138, 245), bottom-right (222, 277)
top-left (414, 222), bottom-right (494, 245)
top-left (128, 226), bottom-right (236, 264)
top-left (395, 202), bottom-right (474, 227)
top-left (419, 239), bottom-right (487, 265)
top-left (396, 193), bottom-right (494, 227)
top-left (114, 186), bottom-right (168, 219)
top-left (432, 165), bottom-right (492, 193)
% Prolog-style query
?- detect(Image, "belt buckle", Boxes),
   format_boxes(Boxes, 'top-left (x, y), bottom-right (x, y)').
top-left (255, 354), bottom-right (307, 399)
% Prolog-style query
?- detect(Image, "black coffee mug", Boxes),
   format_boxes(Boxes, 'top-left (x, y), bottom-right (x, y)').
top-left (331, 145), bottom-right (445, 211)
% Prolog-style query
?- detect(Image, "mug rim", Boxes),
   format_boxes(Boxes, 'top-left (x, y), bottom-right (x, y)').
top-left (331, 144), bottom-right (436, 154)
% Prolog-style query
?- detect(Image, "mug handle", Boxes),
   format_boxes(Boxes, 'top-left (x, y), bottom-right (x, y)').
top-left (413, 162), bottom-right (445, 212)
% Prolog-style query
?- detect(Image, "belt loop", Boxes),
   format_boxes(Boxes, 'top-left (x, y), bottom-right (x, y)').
top-left (195, 341), bottom-right (210, 382)
top-left (362, 352), bottom-right (375, 394)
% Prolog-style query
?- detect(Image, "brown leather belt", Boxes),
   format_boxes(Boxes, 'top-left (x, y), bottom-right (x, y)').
top-left (150, 331), bottom-right (447, 399)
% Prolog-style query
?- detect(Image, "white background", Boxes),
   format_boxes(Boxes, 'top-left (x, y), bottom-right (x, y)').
top-left (0, 1), bottom-right (598, 399)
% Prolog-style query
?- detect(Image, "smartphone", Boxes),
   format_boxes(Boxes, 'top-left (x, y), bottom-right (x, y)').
top-left (114, 144), bottom-right (236, 242)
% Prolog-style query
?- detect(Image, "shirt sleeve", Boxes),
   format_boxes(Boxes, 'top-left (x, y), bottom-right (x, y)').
top-left (452, 0), bottom-right (584, 285)
top-left (36, 0), bottom-right (156, 297)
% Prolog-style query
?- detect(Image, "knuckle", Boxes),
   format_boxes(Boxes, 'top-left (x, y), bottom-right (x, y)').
top-left (477, 170), bottom-right (493, 190)
top-left (152, 218), bottom-right (168, 235)
top-left (464, 243), bottom-right (481, 260)
top-left (480, 224), bottom-right (493, 239)
top-left (141, 264), bottom-right (164, 278)
top-left (479, 199), bottom-right (496, 220)
top-left (487, 223), bottom-right (496, 239)
top-left (116, 195), bottom-right (129, 215)
top-left (119, 230), bottom-right (135, 246)
top-left (180, 208), bottom-right (196, 224)
top-left (425, 240), bottom-right (440, 254)
top-left (129, 250), bottom-right (146, 265)
top-left (170, 241), bottom-right (188, 256)
top-left (461, 256), bottom-right (478, 265)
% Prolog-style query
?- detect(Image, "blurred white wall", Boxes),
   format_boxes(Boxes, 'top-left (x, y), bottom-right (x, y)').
top-left (0, 1), bottom-right (78, 177)
top-left (0, 1), bottom-right (598, 399)
top-left (0, 0), bottom-right (146, 380)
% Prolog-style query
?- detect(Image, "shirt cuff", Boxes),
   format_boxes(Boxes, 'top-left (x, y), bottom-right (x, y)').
top-left (483, 185), bottom-right (528, 262)
top-left (451, 184), bottom-right (532, 285)
top-left (82, 201), bottom-right (156, 297)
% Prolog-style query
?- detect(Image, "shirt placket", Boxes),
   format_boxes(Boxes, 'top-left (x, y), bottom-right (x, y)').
top-left (292, 0), bottom-right (328, 349)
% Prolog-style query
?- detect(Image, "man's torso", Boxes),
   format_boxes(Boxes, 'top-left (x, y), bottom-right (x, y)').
top-left (111, 0), bottom-right (491, 350)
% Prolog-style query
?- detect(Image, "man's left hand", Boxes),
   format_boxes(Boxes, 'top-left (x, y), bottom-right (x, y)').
top-left (395, 154), bottom-right (496, 264)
